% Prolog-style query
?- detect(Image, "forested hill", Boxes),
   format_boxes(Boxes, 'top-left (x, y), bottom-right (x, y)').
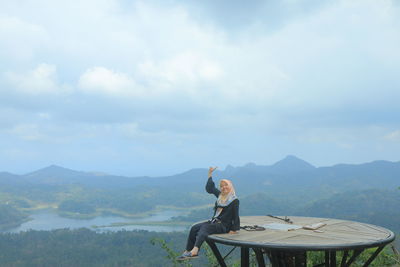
top-left (301, 189), bottom-right (400, 232)
top-left (0, 204), bottom-right (28, 230)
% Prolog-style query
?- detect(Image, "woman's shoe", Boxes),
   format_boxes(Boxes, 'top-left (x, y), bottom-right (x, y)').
top-left (176, 251), bottom-right (198, 261)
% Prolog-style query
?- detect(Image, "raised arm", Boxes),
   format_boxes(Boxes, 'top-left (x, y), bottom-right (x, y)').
top-left (205, 167), bottom-right (220, 198)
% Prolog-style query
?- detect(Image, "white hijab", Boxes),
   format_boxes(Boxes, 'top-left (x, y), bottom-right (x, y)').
top-left (214, 179), bottom-right (237, 218)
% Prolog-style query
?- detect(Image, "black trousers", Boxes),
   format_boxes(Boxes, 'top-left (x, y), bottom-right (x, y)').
top-left (185, 221), bottom-right (226, 251)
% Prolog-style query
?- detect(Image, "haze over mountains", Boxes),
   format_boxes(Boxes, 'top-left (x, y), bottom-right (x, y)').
top-left (1, 155), bottom-right (399, 236)
top-left (1, 155), bottom-right (399, 197)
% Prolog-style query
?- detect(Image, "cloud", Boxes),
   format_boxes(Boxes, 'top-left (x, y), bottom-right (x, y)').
top-left (139, 52), bottom-right (222, 85)
top-left (384, 130), bottom-right (400, 142)
top-left (6, 123), bottom-right (45, 141)
top-left (136, 52), bottom-right (223, 100)
top-left (0, 15), bottom-right (49, 63)
top-left (167, 0), bottom-right (332, 34)
top-left (78, 52), bottom-right (223, 99)
top-left (4, 64), bottom-right (68, 95)
top-left (1, 0), bottom-right (399, 122)
top-left (78, 67), bottom-right (138, 97)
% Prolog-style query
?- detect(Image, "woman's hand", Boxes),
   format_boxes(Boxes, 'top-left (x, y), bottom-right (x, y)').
top-left (228, 231), bottom-right (238, 234)
top-left (208, 167), bottom-right (217, 178)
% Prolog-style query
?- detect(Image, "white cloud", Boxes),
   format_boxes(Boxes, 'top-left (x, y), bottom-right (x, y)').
top-left (384, 130), bottom-right (400, 142)
top-left (231, 0), bottom-right (400, 109)
top-left (0, 15), bottom-right (49, 62)
top-left (6, 123), bottom-right (45, 141)
top-left (78, 67), bottom-right (138, 97)
top-left (2, 0), bottom-right (399, 125)
top-left (4, 64), bottom-right (68, 95)
top-left (138, 52), bottom-right (223, 95)
top-left (139, 52), bottom-right (222, 84)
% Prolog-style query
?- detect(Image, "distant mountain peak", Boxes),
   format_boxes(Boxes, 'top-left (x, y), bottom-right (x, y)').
top-left (42, 165), bottom-right (71, 171)
top-left (282, 155), bottom-right (303, 161)
top-left (244, 162), bottom-right (257, 168)
top-left (24, 165), bottom-right (82, 177)
top-left (271, 155), bottom-right (315, 172)
top-left (275, 155), bottom-right (310, 163)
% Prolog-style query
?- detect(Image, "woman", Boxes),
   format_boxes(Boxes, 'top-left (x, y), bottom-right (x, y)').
top-left (177, 166), bottom-right (240, 260)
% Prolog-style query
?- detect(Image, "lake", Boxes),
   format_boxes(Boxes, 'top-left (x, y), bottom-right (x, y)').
top-left (5, 210), bottom-right (189, 233)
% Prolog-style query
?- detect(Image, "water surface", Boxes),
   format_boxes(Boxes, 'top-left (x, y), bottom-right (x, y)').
top-left (5, 210), bottom-right (187, 233)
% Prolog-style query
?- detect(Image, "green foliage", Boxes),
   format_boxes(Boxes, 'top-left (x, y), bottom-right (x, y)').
top-left (240, 192), bottom-right (292, 216)
top-left (150, 238), bottom-right (242, 267)
top-left (392, 244), bottom-right (400, 264)
top-left (306, 247), bottom-right (398, 267)
top-left (8, 199), bottom-right (31, 208)
top-left (0, 204), bottom-right (28, 229)
top-left (172, 208), bottom-right (212, 222)
top-left (302, 189), bottom-right (400, 233)
top-left (0, 229), bottom-right (190, 266)
top-left (202, 243), bottom-right (219, 267)
top-left (151, 238), bottom-right (192, 267)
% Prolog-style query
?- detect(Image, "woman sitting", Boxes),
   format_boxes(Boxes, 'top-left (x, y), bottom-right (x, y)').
top-left (177, 166), bottom-right (240, 260)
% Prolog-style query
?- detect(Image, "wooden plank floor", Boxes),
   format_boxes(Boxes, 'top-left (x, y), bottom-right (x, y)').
top-left (211, 216), bottom-right (393, 248)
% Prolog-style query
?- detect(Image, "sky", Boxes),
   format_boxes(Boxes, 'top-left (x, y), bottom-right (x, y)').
top-left (0, 0), bottom-right (399, 176)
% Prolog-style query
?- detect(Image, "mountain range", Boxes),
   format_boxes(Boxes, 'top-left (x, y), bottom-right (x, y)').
top-left (1, 155), bottom-right (399, 198)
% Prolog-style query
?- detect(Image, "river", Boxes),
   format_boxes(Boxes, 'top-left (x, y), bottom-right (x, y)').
top-left (4, 210), bottom-right (188, 233)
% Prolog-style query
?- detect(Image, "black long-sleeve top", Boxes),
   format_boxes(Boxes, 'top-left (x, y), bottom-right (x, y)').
top-left (205, 177), bottom-right (240, 232)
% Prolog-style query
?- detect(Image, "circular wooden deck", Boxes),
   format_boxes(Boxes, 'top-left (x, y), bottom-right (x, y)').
top-left (209, 216), bottom-right (395, 251)
top-left (206, 216), bottom-right (395, 266)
